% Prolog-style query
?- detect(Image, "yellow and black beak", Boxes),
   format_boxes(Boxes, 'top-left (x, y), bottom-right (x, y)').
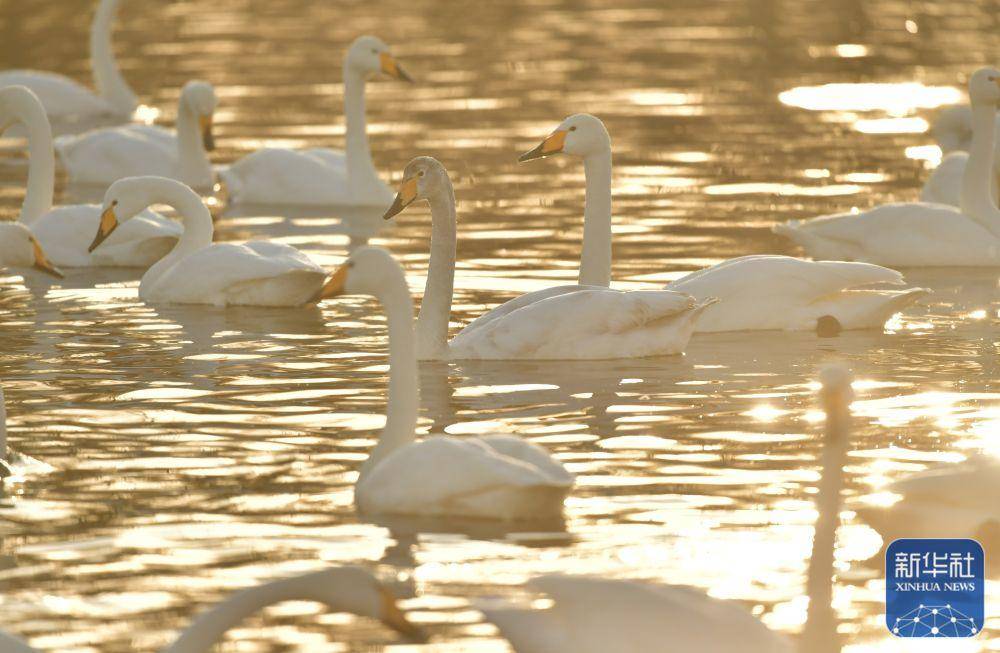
top-left (518, 129), bottom-right (568, 162)
top-left (88, 205), bottom-right (119, 253)
top-left (308, 261), bottom-right (351, 304)
top-left (379, 586), bottom-right (428, 644)
top-left (200, 114), bottom-right (215, 151)
top-left (380, 52), bottom-right (414, 83)
top-left (31, 237), bottom-right (63, 279)
top-left (382, 176), bottom-right (419, 221)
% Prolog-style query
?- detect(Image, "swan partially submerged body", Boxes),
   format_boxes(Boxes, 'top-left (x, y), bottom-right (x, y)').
top-left (219, 36), bottom-right (411, 207)
top-left (313, 246), bottom-right (574, 520)
top-left (519, 113), bottom-right (924, 332)
top-left (0, 85), bottom-right (180, 268)
top-left (89, 176), bottom-right (327, 306)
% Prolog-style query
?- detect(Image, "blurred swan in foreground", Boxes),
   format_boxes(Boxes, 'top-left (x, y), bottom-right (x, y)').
top-left (921, 104), bottom-right (1000, 207)
top-left (775, 68), bottom-right (1000, 267)
top-left (858, 455), bottom-right (1000, 545)
top-left (88, 176), bottom-right (326, 306)
top-left (219, 36), bottom-right (411, 207)
top-left (312, 246), bottom-right (574, 519)
top-left (382, 156), bottom-right (710, 359)
top-left (0, 86), bottom-right (181, 267)
top-left (0, 567), bottom-right (425, 651)
top-left (0, 386), bottom-right (53, 478)
top-left (481, 366), bottom-right (853, 653)
top-left (0, 0), bottom-right (137, 125)
top-left (521, 114), bottom-right (925, 333)
top-left (0, 223), bottom-right (63, 280)
top-left (54, 81), bottom-right (217, 190)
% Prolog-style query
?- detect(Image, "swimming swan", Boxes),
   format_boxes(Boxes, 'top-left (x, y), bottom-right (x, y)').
top-left (54, 80), bottom-right (217, 190)
top-left (312, 246), bottom-right (574, 519)
top-left (218, 36), bottom-right (412, 207)
top-left (921, 104), bottom-right (1000, 207)
top-left (0, 567), bottom-right (426, 651)
top-left (88, 176), bottom-right (327, 306)
top-left (0, 0), bottom-right (138, 124)
top-left (381, 156), bottom-right (711, 359)
top-left (0, 85), bottom-right (181, 268)
top-left (480, 366), bottom-right (854, 653)
top-left (775, 68), bottom-right (1000, 267)
top-left (519, 114), bottom-right (925, 332)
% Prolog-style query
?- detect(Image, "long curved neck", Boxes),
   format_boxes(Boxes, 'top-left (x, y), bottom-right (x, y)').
top-left (959, 100), bottom-right (1000, 235)
top-left (1, 388), bottom-right (7, 462)
top-left (162, 574), bottom-right (346, 653)
top-left (359, 269), bottom-right (419, 480)
top-left (579, 147), bottom-right (613, 287)
top-left (799, 382), bottom-right (849, 653)
top-left (140, 180), bottom-right (214, 291)
top-left (90, 0), bottom-right (137, 115)
top-left (343, 67), bottom-right (380, 190)
top-left (175, 98), bottom-right (211, 189)
top-left (415, 180), bottom-right (457, 361)
top-left (15, 99), bottom-right (55, 226)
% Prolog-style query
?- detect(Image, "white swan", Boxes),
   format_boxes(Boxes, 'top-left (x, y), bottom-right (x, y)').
top-left (480, 366), bottom-right (854, 653)
top-left (89, 176), bottom-right (327, 306)
top-left (858, 455), bottom-right (1000, 543)
top-left (312, 246), bottom-right (574, 519)
top-left (0, 0), bottom-right (137, 124)
top-left (519, 114), bottom-right (925, 333)
top-left (0, 86), bottom-right (180, 267)
top-left (0, 567), bottom-right (425, 651)
top-left (920, 103), bottom-right (1000, 207)
top-left (0, 386), bottom-right (53, 478)
top-left (218, 36), bottom-right (411, 207)
top-left (380, 156), bottom-right (710, 359)
top-left (54, 80), bottom-right (217, 190)
top-left (775, 68), bottom-right (1000, 267)
top-left (0, 223), bottom-right (63, 279)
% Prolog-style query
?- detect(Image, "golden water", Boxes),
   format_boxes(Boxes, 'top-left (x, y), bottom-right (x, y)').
top-left (0, 0), bottom-right (997, 650)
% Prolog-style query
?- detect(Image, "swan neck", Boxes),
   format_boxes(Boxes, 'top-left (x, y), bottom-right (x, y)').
top-left (18, 103), bottom-right (56, 225)
top-left (415, 182), bottom-right (457, 360)
top-left (175, 98), bottom-right (212, 189)
top-left (343, 67), bottom-right (379, 187)
top-left (799, 389), bottom-right (849, 653)
top-left (579, 148), bottom-right (613, 287)
top-left (959, 101), bottom-right (1000, 234)
top-left (0, 388), bottom-right (7, 462)
top-left (90, 0), bottom-right (136, 115)
top-left (140, 181), bottom-right (214, 293)
top-left (161, 575), bottom-right (347, 653)
top-left (360, 272), bottom-right (419, 479)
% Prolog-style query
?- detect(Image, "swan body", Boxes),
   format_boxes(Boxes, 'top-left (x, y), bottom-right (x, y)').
top-left (313, 246), bottom-right (573, 520)
top-left (481, 367), bottom-right (854, 653)
top-left (920, 150), bottom-right (1000, 207)
top-left (0, 0), bottom-right (137, 124)
top-left (382, 156), bottom-right (709, 360)
top-left (0, 85), bottom-right (180, 267)
top-left (91, 176), bottom-right (327, 306)
top-left (519, 114), bottom-right (922, 331)
top-left (219, 36), bottom-right (411, 207)
top-left (777, 68), bottom-right (1000, 266)
top-left (0, 567), bottom-right (424, 651)
top-left (0, 223), bottom-right (63, 279)
top-left (55, 81), bottom-right (217, 189)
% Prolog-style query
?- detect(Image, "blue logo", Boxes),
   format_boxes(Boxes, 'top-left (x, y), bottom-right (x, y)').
top-left (886, 538), bottom-right (984, 638)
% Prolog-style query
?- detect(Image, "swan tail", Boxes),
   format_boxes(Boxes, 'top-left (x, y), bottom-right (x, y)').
top-left (819, 287), bottom-right (930, 330)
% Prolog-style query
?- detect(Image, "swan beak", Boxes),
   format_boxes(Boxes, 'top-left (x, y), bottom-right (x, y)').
top-left (200, 114), bottom-right (215, 151)
top-left (308, 261), bottom-right (350, 304)
top-left (382, 177), bottom-right (419, 220)
top-left (518, 129), bottom-right (568, 162)
top-left (380, 52), bottom-right (414, 83)
top-left (31, 238), bottom-right (63, 279)
top-left (379, 587), bottom-right (429, 643)
top-left (88, 206), bottom-right (119, 253)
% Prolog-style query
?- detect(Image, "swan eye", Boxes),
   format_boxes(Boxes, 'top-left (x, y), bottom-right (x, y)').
top-left (418, 171), bottom-right (425, 177)
top-left (569, 126), bottom-right (577, 131)
top-left (111, 200), bottom-right (118, 207)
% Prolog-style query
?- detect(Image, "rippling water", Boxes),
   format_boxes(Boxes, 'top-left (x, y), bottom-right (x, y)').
top-left (0, 0), bottom-right (998, 650)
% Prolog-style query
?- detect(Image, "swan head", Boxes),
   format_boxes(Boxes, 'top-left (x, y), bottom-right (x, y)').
top-left (0, 223), bottom-right (63, 278)
top-left (382, 156), bottom-right (450, 220)
top-left (969, 67), bottom-right (1000, 106)
top-left (346, 35), bottom-right (413, 83)
top-left (181, 80), bottom-right (218, 151)
top-left (0, 85), bottom-right (45, 134)
top-left (310, 246), bottom-right (406, 304)
top-left (519, 113), bottom-right (611, 162)
top-left (90, 176), bottom-right (168, 252)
